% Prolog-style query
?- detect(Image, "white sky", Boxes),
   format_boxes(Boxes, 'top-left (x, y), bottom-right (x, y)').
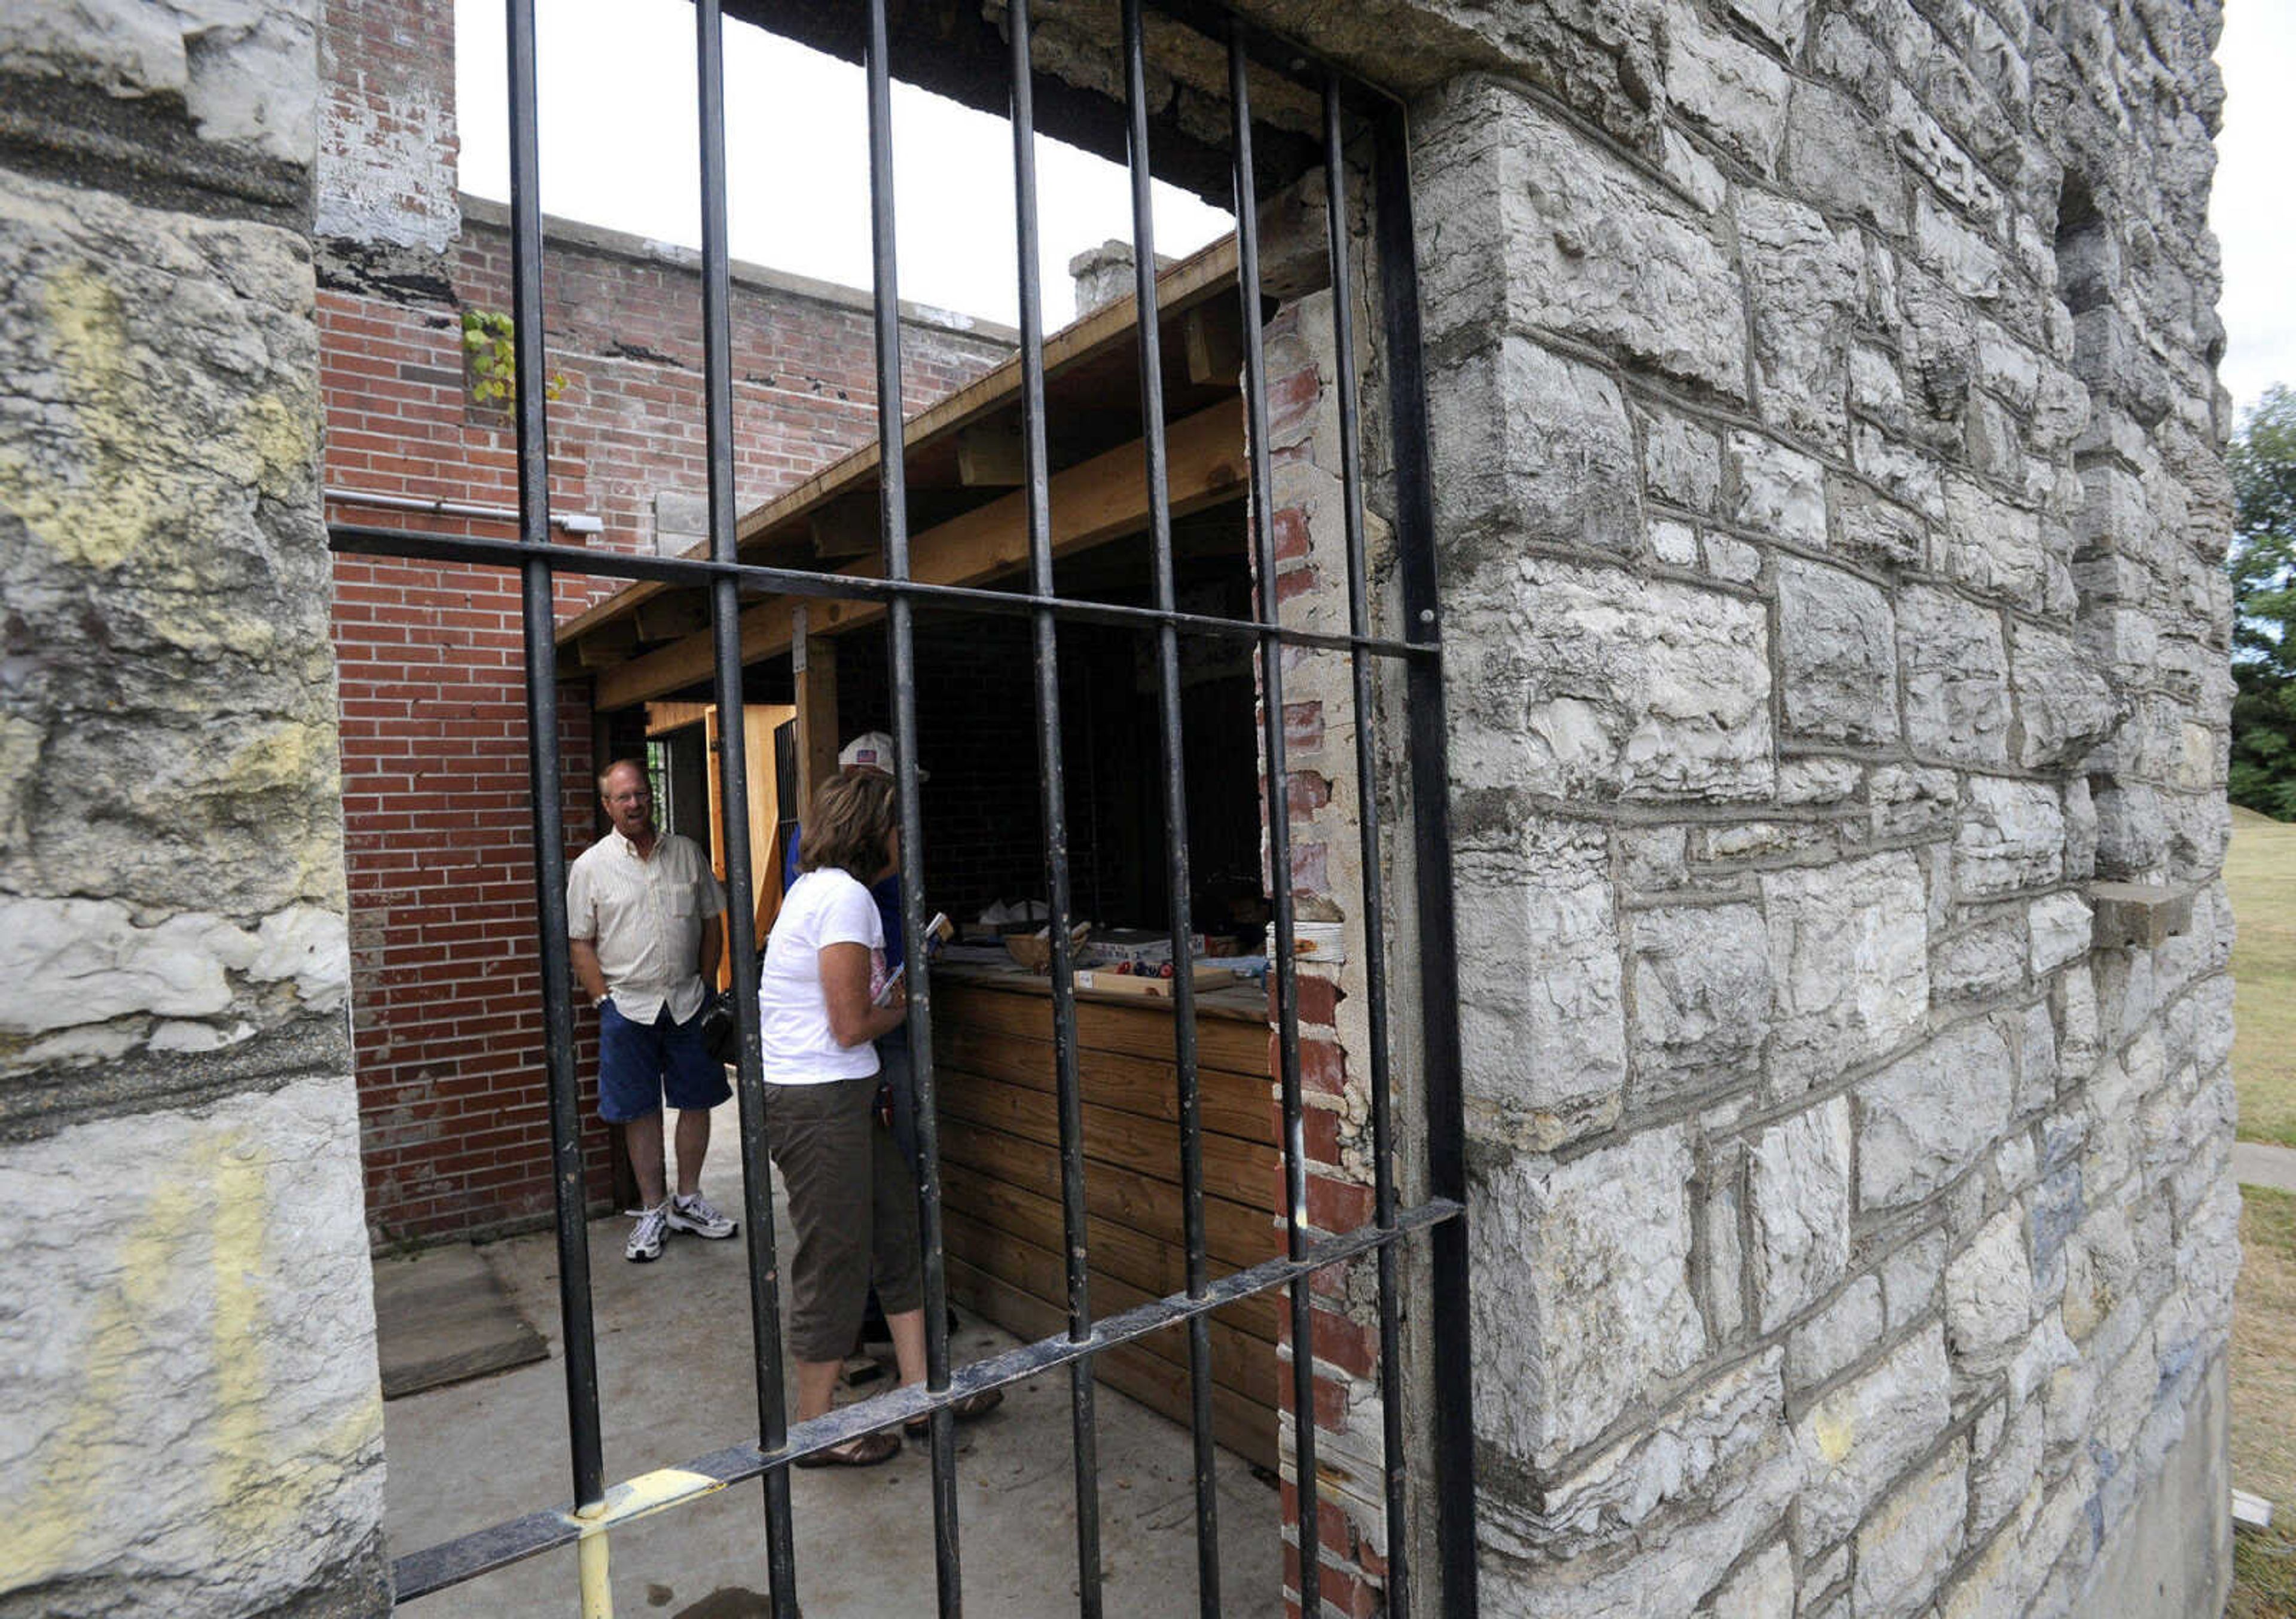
top-left (460, 0), bottom-right (2292, 409)
top-left (452, 0), bottom-right (1234, 331)
top-left (2210, 0), bottom-right (2295, 418)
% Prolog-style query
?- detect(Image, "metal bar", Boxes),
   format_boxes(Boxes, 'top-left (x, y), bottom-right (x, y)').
top-left (694, 4), bottom-right (799, 1612)
top-left (861, 5), bottom-right (963, 1612)
top-left (330, 522), bottom-right (1435, 660)
top-left (1005, 5), bottom-right (1105, 1612)
top-left (323, 485), bottom-right (603, 532)
top-left (1227, 32), bottom-right (1318, 1618)
top-left (502, 0), bottom-right (604, 1522)
top-left (1118, 3), bottom-right (1220, 1607)
top-left (392, 1197), bottom-right (1464, 1603)
top-left (1321, 73), bottom-right (1411, 1619)
top-left (1373, 100), bottom-right (1479, 1619)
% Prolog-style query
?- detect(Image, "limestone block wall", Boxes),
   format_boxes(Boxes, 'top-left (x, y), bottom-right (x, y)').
top-left (0, 1), bottom-right (387, 1614)
top-left (1396, 1), bottom-right (2239, 1614)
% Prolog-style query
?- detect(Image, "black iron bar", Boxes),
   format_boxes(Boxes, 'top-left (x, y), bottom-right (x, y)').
top-left (329, 522), bottom-right (1434, 661)
top-left (1119, 1), bottom-right (1220, 1607)
top-left (390, 1197), bottom-right (1463, 1603)
top-left (1321, 74), bottom-right (1410, 1618)
top-left (1227, 30), bottom-right (1319, 1618)
top-left (695, 4), bottom-right (799, 1611)
top-left (502, 0), bottom-right (604, 1523)
top-left (1372, 102), bottom-right (1479, 1619)
top-left (861, 3), bottom-right (963, 1611)
top-left (1005, 5), bottom-right (1106, 1612)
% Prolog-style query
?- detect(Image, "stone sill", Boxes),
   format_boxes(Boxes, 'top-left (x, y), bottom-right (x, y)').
top-left (2087, 881), bottom-right (2197, 949)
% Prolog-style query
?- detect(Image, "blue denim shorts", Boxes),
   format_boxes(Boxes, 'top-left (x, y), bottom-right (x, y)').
top-left (597, 1000), bottom-right (731, 1123)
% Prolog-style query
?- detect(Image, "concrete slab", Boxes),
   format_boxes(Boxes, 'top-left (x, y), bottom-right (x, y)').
top-left (2234, 1140), bottom-right (2296, 1197)
top-left (374, 1241), bottom-right (548, 1399)
top-left (386, 1101), bottom-right (1281, 1617)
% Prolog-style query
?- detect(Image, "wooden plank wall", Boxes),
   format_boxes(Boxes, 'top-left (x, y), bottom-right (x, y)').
top-left (932, 980), bottom-right (1281, 1469)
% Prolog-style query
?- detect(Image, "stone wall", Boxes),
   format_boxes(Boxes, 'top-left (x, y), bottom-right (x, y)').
top-left (0, 1), bottom-right (387, 1615)
top-left (1176, 0), bottom-right (2242, 1613)
top-left (1397, 1), bottom-right (2238, 1614)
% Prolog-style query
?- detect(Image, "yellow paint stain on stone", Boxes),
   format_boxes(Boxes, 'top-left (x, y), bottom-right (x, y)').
top-left (227, 722), bottom-right (323, 795)
top-left (1813, 1406), bottom-right (1855, 1464)
top-left (0, 1124), bottom-right (378, 1591)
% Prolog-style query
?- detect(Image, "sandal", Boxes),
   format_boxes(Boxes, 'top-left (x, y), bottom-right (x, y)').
top-left (903, 1386), bottom-right (1004, 1435)
top-left (793, 1429), bottom-right (901, 1468)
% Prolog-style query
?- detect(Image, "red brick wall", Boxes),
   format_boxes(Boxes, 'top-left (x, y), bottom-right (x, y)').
top-left (325, 215), bottom-right (1009, 1246)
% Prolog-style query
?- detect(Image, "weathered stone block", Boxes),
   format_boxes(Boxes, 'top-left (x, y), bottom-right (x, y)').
top-left (1446, 554), bottom-right (1774, 805)
top-left (2009, 620), bottom-right (2120, 769)
top-left (1630, 902), bottom-right (1770, 1102)
top-left (1955, 776), bottom-right (2065, 898)
top-left (1730, 429), bottom-right (1828, 547)
top-left (2028, 892), bottom-right (2093, 978)
top-left (1666, 2), bottom-right (1791, 173)
top-left (1897, 586), bottom-right (2009, 764)
top-left (0, 1075), bottom-right (386, 1614)
top-left (1777, 559), bottom-right (1898, 744)
top-left (1853, 1438), bottom-right (1970, 1618)
top-left (1930, 908), bottom-right (2028, 1006)
top-left (1946, 1205), bottom-right (2036, 1374)
top-left (1640, 401), bottom-right (1723, 514)
top-left (1748, 1097), bottom-right (1852, 1330)
top-left (1796, 1326), bottom-right (1952, 1548)
top-left (1702, 1536), bottom-right (1796, 1617)
top-left (1738, 191), bottom-right (1862, 445)
top-left (1431, 334), bottom-right (1640, 553)
top-left (1470, 1126), bottom-right (1708, 1469)
top-left (1939, 475), bottom-right (2046, 608)
top-left (1763, 853), bottom-right (1928, 1096)
top-left (1416, 79), bottom-right (1747, 395)
top-left (1857, 1019), bottom-right (2017, 1209)
top-left (1786, 1272), bottom-right (1885, 1392)
top-left (1455, 824), bottom-right (1626, 1153)
top-left (1783, 78), bottom-right (1908, 232)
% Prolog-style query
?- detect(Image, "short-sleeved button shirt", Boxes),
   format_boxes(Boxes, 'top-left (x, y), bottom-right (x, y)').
top-left (566, 828), bottom-right (726, 1025)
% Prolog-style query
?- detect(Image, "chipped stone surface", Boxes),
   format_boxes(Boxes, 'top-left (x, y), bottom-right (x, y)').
top-left (1853, 1438), bottom-right (1970, 1618)
top-left (1796, 1328), bottom-right (1953, 1548)
top-left (1471, 1127), bottom-right (1708, 1469)
top-left (1946, 1206), bottom-right (2037, 1374)
top-left (1778, 559), bottom-right (1898, 744)
top-left (1858, 1020), bottom-right (2017, 1209)
top-left (1631, 903), bottom-right (1770, 1102)
top-left (1763, 854), bottom-right (1928, 1096)
top-left (1748, 1098), bottom-right (1852, 1330)
top-left (1898, 586), bottom-right (2010, 764)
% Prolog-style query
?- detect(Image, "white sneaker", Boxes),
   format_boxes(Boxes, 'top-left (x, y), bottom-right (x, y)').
top-left (666, 1190), bottom-right (737, 1240)
top-left (625, 1202), bottom-right (669, 1262)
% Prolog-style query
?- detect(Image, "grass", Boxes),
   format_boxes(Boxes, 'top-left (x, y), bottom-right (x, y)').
top-left (2230, 806), bottom-right (2296, 1148)
top-left (2234, 1187), bottom-right (2296, 1618)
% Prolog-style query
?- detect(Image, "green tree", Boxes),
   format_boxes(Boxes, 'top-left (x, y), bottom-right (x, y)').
top-left (2228, 383), bottom-right (2296, 818)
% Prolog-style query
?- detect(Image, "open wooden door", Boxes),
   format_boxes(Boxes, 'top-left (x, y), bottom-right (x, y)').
top-left (645, 701), bottom-right (796, 987)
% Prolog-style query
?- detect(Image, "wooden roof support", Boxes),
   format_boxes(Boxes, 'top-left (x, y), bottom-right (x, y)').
top-left (594, 395), bottom-right (1245, 712)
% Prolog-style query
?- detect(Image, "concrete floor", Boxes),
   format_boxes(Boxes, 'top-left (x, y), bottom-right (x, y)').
top-left (383, 1102), bottom-right (1280, 1617)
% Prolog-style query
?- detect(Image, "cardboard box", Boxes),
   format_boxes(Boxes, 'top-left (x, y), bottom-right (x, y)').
top-left (1072, 964), bottom-right (1232, 1000)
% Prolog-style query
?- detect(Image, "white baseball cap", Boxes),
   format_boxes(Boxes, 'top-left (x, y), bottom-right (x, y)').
top-left (839, 730), bottom-right (927, 780)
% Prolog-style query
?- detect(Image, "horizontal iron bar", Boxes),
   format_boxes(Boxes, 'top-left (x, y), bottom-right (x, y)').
top-left (390, 1195), bottom-right (1460, 1603)
top-left (329, 522), bottom-right (1433, 663)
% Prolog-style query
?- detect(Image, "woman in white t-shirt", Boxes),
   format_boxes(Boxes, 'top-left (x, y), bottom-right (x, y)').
top-left (758, 769), bottom-right (997, 1465)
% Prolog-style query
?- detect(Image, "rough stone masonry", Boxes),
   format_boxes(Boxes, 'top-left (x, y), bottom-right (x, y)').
top-left (0, 1), bottom-right (2243, 1617)
top-left (0, 0), bottom-right (386, 1614)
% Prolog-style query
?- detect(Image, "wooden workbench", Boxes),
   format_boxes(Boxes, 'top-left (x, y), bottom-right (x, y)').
top-left (928, 962), bottom-right (1282, 1468)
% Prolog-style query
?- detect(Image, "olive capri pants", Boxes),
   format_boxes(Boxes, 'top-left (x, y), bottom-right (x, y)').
top-left (763, 1075), bottom-right (925, 1361)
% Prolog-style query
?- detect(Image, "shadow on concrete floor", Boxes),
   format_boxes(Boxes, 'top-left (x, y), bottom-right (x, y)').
top-left (381, 1100), bottom-right (1280, 1617)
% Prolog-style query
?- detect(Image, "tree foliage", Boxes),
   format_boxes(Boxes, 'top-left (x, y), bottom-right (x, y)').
top-left (2229, 383), bottom-right (2296, 819)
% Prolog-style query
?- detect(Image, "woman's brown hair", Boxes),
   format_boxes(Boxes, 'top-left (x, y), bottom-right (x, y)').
top-left (798, 770), bottom-right (897, 882)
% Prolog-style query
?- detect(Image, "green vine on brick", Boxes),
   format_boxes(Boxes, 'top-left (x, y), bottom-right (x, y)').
top-left (461, 308), bottom-right (565, 408)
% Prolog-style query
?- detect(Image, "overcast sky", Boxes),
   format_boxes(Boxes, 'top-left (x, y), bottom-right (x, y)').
top-left (459, 0), bottom-right (2291, 411)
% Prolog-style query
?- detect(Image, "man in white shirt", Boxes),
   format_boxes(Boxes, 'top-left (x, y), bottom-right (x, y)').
top-left (568, 758), bottom-right (737, 1262)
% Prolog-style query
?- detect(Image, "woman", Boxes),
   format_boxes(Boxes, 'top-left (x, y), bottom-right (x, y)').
top-left (758, 769), bottom-right (996, 1465)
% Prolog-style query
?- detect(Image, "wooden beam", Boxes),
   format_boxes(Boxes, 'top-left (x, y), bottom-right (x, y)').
top-left (633, 595), bottom-right (710, 644)
top-left (553, 234), bottom-right (1241, 654)
top-left (1183, 305), bottom-right (1241, 388)
top-left (808, 499), bottom-right (878, 562)
top-left (595, 397), bottom-right (1245, 711)
top-left (955, 422), bottom-right (1024, 486)
top-left (575, 620), bottom-right (640, 669)
top-left (792, 623), bottom-right (838, 813)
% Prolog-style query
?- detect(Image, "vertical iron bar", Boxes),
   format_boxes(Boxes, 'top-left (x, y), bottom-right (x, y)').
top-left (695, 5), bottom-right (799, 1612)
top-left (1228, 32), bottom-right (1319, 1619)
top-left (1322, 75), bottom-right (1410, 1619)
top-left (862, 5), bottom-right (962, 1612)
top-left (1006, 6), bottom-right (1106, 1614)
top-left (1119, 2), bottom-right (1220, 1609)
top-left (1372, 103), bottom-right (1479, 1619)
top-left (504, 0), bottom-right (604, 1520)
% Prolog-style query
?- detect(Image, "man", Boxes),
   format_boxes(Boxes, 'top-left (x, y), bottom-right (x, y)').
top-left (569, 758), bottom-right (740, 1262)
